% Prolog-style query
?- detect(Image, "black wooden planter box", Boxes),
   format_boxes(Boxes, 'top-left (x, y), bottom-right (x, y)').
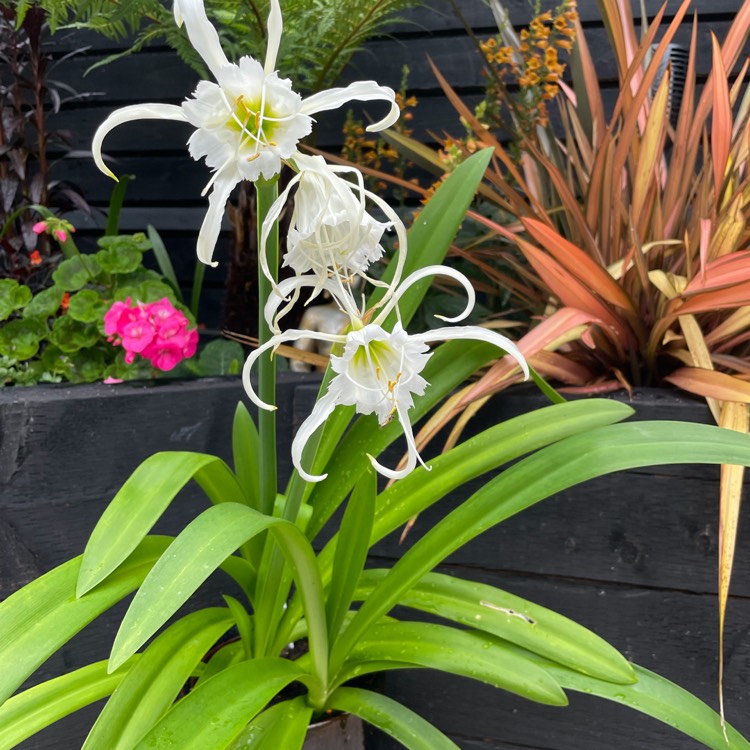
top-left (1, 379), bottom-right (749, 749)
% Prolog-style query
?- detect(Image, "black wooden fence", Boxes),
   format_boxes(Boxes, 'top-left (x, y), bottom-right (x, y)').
top-left (43, 0), bottom-right (738, 327)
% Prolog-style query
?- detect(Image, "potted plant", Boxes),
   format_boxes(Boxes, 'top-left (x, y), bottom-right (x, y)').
top-left (2, 2), bottom-right (750, 749)
top-left (361, 2), bottom-right (750, 735)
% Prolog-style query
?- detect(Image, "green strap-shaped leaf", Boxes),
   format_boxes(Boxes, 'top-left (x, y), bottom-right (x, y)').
top-left (355, 570), bottom-right (634, 684)
top-left (223, 595), bottom-right (254, 659)
top-left (367, 148), bottom-right (494, 323)
top-left (195, 641), bottom-right (245, 688)
top-left (325, 468), bottom-right (376, 642)
top-left (525, 654), bottom-right (750, 750)
top-left (370, 399), bottom-right (633, 545)
top-left (0, 658), bottom-right (137, 749)
top-left (330, 419), bottom-right (750, 676)
top-left (146, 225), bottom-right (183, 302)
top-left (133, 659), bottom-right (305, 750)
top-left (228, 697), bottom-right (312, 750)
top-left (0, 537), bottom-right (171, 705)
top-left (105, 174), bottom-right (133, 236)
top-left (281, 399), bottom-right (631, 652)
top-left (232, 402), bottom-right (261, 511)
top-left (343, 621), bottom-right (566, 706)
top-left (108, 503), bottom-right (328, 706)
top-left (83, 608), bottom-right (234, 750)
top-left (77, 451), bottom-right (246, 596)
top-left (327, 687), bottom-right (460, 750)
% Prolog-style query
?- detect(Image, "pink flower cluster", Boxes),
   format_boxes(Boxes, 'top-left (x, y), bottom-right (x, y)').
top-left (104, 297), bottom-right (199, 371)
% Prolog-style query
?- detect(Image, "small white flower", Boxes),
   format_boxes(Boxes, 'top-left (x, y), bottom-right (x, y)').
top-left (92, 0), bottom-right (399, 267)
top-left (243, 268), bottom-right (529, 482)
top-left (260, 154), bottom-right (407, 324)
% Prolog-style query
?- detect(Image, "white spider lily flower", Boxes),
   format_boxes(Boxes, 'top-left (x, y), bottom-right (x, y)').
top-left (243, 267), bottom-right (529, 483)
top-left (92, 0), bottom-right (399, 267)
top-left (260, 154), bottom-right (406, 294)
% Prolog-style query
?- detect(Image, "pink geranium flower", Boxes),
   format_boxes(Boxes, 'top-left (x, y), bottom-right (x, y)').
top-left (103, 297), bottom-right (199, 371)
top-left (104, 298), bottom-right (135, 337)
top-left (121, 318), bottom-right (155, 352)
top-left (142, 341), bottom-right (185, 371)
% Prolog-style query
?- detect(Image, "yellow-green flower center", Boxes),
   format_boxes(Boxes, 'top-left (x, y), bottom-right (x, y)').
top-left (226, 96), bottom-right (278, 154)
top-left (353, 339), bottom-right (402, 395)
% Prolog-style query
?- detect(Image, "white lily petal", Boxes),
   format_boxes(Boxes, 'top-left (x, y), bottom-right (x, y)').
top-left (291, 392), bottom-right (338, 482)
top-left (414, 325), bottom-right (530, 380)
top-left (373, 265), bottom-right (476, 326)
top-left (176, 0), bottom-right (229, 79)
top-left (264, 0), bottom-right (283, 75)
top-left (243, 328), bottom-right (346, 412)
top-left (173, 0), bottom-right (184, 26)
top-left (259, 171), bottom-right (302, 291)
top-left (197, 170), bottom-right (239, 266)
top-left (300, 81), bottom-right (399, 131)
top-left (368, 403), bottom-right (423, 480)
top-left (242, 337), bottom-right (282, 411)
top-left (93, 104), bottom-right (187, 179)
top-left (264, 274), bottom-right (351, 332)
top-left (362, 189), bottom-right (409, 298)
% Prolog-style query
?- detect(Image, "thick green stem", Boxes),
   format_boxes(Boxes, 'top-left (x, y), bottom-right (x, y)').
top-left (256, 178), bottom-right (279, 516)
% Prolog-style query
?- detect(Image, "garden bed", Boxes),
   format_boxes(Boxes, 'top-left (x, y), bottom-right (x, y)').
top-left (1, 380), bottom-right (748, 748)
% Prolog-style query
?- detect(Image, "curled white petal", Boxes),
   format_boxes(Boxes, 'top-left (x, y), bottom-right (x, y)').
top-left (264, 0), bottom-right (283, 75)
top-left (291, 393), bottom-right (338, 482)
top-left (259, 171), bottom-right (303, 292)
top-left (300, 81), bottom-right (399, 131)
top-left (93, 104), bottom-right (187, 179)
top-left (197, 169), bottom-right (239, 266)
top-left (374, 265), bottom-right (477, 326)
top-left (368, 403), bottom-right (426, 480)
top-left (414, 325), bottom-right (530, 380)
top-left (175, 0), bottom-right (229, 79)
top-left (264, 274), bottom-right (356, 333)
top-left (242, 328), bottom-right (347, 412)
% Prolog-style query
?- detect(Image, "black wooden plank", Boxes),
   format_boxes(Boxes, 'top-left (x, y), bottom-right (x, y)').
top-left (0, 374), bottom-right (317, 517)
top-left (55, 20), bottom-right (725, 110)
top-left (343, 18), bottom-right (729, 90)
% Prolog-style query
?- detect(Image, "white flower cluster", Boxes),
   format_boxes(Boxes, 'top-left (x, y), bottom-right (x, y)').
top-left (92, 0), bottom-right (528, 482)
